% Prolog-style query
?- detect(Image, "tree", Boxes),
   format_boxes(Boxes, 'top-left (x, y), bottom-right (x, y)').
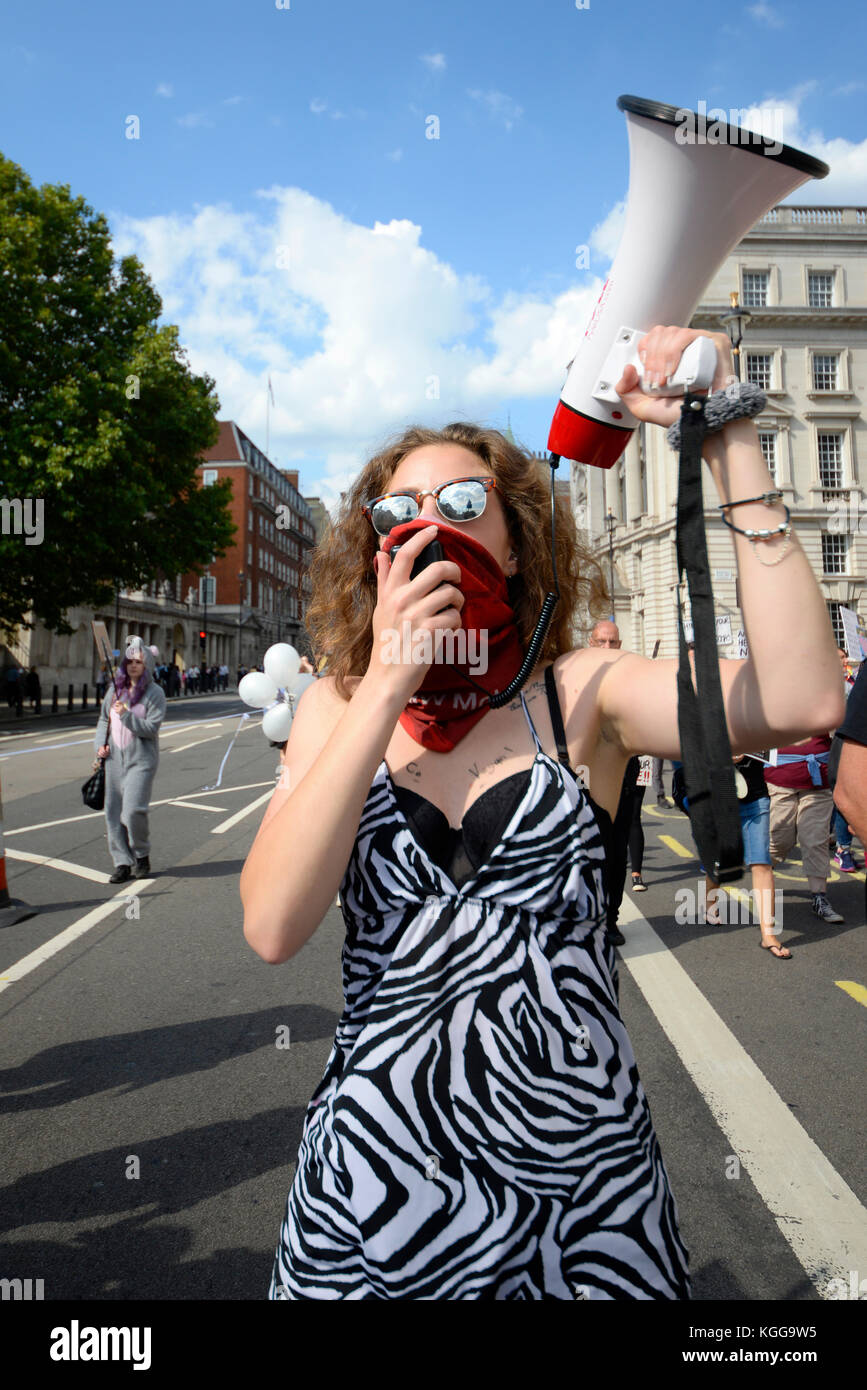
top-left (0, 152), bottom-right (236, 635)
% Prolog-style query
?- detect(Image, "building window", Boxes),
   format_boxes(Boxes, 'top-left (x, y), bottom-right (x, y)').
top-left (808, 271), bottom-right (834, 308)
top-left (758, 432), bottom-right (778, 481)
top-left (812, 353), bottom-right (839, 391)
top-left (248, 512), bottom-right (252, 531)
top-left (198, 575), bottom-right (216, 605)
top-left (822, 534), bottom-right (848, 575)
top-left (746, 353), bottom-right (773, 390)
top-left (247, 542), bottom-right (252, 564)
top-left (817, 431), bottom-right (844, 490)
top-left (638, 423), bottom-right (648, 514)
top-left (202, 469), bottom-right (218, 487)
top-left (248, 474), bottom-right (253, 496)
top-left (742, 271), bottom-right (769, 307)
top-left (617, 461), bottom-right (626, 520)
top-left (827, 601), bottom-right (845, 647)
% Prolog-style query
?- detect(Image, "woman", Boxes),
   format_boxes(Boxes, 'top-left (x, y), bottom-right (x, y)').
top-left (93, 637), bottom-right (167, 883)
top-left (242, 325), bottom-right (843, 1300)
top-left (704, 754), bottom-right (786, 957)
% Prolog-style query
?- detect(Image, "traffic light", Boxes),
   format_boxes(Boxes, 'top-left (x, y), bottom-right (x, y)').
top-left (199, 630), bottom-right (206, 651)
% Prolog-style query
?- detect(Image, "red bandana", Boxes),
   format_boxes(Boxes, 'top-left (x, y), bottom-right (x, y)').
top-left (382, 520), bottom-right (524, 752)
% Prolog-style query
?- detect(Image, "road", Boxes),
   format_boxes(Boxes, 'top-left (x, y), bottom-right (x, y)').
top-left (0, 699), bottom-right (864, 1301)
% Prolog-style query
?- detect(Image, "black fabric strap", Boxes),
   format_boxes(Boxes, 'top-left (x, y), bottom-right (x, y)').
top-left (544, 663), bottom-right (572, 770)
top-left (676, 394), bottom-right (744, 884)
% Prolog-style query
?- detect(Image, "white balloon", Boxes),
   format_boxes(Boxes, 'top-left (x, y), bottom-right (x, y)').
top-left (239, 671), bottom-right (278, 709)
top-left (287, 671), bottom-right (316, 697)
top-left (264, 643), bottom-right (300, 689)
top-left (262, 702), bottom-right (293, 742)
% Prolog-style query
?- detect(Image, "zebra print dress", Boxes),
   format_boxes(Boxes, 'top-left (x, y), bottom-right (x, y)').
top-left (268, 692), bottom-right (689, 1300)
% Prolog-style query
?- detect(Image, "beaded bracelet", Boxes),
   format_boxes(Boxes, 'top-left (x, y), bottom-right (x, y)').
top-left (718, 492), bottom-right (793, 566)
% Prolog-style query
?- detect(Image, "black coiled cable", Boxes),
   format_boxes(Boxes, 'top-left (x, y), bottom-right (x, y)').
top-left (453, 452), bottom-right (562, 709)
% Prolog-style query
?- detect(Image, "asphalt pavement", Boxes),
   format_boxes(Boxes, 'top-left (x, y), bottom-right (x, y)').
top-left (0, 701), bottom-right (864, 1302)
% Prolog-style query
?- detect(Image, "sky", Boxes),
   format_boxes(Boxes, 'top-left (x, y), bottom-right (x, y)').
top-left (2, 0), bottom-right (865, 511)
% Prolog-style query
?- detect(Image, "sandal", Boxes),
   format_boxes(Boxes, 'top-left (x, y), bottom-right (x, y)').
top-left (760, 939), bottom-right (792, 959)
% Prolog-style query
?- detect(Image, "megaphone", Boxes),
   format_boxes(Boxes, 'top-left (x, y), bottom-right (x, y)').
top-left (548, 95), bottom-right (830, 468)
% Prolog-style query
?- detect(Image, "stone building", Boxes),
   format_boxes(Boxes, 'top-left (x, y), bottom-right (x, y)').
top-left (574, 205), bottom-right (867, 655)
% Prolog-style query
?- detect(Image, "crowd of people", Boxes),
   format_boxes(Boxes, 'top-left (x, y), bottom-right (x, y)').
top-left (598, 620), bottom-right (864, 958)
top-left (96, 660), bottom-right (234, 701)
top-left (3, 665), bottom-right (41, 715)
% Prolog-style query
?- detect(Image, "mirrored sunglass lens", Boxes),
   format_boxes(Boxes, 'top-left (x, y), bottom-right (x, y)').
top-left (371, 495), bottom-right (418, 533)
top-left (437, 480), bottom-right (486, 521)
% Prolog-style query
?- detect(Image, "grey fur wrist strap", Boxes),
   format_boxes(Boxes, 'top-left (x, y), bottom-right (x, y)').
top-left (666, 382), bottom-right (767, 450)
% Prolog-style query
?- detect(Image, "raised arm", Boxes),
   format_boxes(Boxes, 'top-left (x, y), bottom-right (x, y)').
top-left (241, 524), bottom-right (464, 964)
top-left (592, 326), bottom-right (845, 758)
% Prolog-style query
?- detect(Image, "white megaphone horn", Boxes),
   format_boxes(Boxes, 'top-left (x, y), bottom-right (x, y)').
top-left (548, 95), bottom-right (830, 468)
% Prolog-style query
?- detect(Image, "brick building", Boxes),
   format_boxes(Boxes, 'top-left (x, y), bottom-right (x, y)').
top-left (180, 420), bottom-right (317, 671)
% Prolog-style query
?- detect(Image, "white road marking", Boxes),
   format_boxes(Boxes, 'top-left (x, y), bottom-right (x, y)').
top-left (4, 850), bottom-right (111, 883)
top-left (618, 894), bottom-right (867, 1298)
top-left (5, 782), bottom-right (274, 836)
top-left (4, 812), bottom-right (99, 836)
top-left (160, 720), bottom-right (225, 740)
top-left (168, 800), bottom-right (227, 812)
top-left (171, 733), bottom-right (225, 754)
top-left (211, 790), bottom-right (273, 834)
top-left (0, 712), bottom-right (243, 760)
top-left (0, 880), bottom-right (154, 996)
top-left (0, 725), bottom-right (93, 743)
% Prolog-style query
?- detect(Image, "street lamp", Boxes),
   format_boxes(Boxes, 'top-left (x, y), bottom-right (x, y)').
top-left (719, 290), bottom-right (752, 381)
top-left (237, 571), bottom-right (245, 678)
top-left (202, 572), bottom-right (209, 665)
top-left (605, 508), bottom-right (616, 620)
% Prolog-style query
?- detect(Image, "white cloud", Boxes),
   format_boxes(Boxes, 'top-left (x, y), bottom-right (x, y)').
top-left (740, 94), bottom-right (867, 202)
top-left (588, 200), bottom-right (626, 264)
top-left (309, 98), bottom-right (327, 114)
top-left (155, 82), bottom-right (173, 99)
top-left (747, 2), bottom-right (784, 26)
top-left (176, 111), bottom-right (214, 129)
top-left (386, 149), bottom-right (403, 162)
top-left (421, 53), bottom-right (446, 72)
top-left (110, 188), bottom-right (594, 505)
top-left (223, 95), bottom-right (244, 106)
top-left (467, 89), bottom-right (523, 131)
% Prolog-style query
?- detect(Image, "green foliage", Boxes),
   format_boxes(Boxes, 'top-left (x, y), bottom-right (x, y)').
top-left (0, 152), bottom-right (235, 635)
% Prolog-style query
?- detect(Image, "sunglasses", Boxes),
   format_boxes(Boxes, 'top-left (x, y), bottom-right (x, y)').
top-left (361, 476), bottom-right (497, 537)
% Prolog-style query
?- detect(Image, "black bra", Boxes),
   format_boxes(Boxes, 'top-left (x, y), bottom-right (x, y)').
top-left (393, 665), bottom-right (609, 888)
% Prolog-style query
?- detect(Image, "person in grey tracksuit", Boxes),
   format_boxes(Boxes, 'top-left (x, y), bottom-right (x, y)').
top-left (94, 637), bottom-right (167, 883)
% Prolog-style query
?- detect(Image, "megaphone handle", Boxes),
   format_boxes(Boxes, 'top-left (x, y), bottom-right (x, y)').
top-left (639, 335), bottom-right (717, 396)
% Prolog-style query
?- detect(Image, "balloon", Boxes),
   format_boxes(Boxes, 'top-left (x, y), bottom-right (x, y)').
top-left (264, 643), bottom-right (300, 689)
top-left (288, 672), bottom-right (316, 698)
top-left (239, 671), bottom-right (278, 709)
top-left (262, 702), bottom-right (293, 743)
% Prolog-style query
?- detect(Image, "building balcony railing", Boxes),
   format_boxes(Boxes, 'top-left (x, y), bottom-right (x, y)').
top-left (754, 206), bottom-right (866, 228)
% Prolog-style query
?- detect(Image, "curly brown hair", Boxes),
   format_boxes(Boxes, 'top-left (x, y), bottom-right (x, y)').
top-left (307, 422), bottom-right (609, 699)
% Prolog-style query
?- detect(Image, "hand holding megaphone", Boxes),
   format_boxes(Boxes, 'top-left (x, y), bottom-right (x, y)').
top-left (613, 325), bottom-right (734, 428)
